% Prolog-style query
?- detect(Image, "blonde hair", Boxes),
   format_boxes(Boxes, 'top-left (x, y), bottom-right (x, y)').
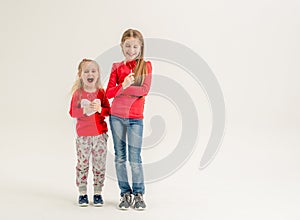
top-left (71, 59), bottom-right (103, 95)
top-left (121, 29), bottom-right (148, 86)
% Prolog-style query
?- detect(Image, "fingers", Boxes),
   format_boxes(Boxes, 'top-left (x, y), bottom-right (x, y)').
top-left (126, 73), bottom-right (135, 80)
top-left (122, 73), bottom-right (135, 89)
top-left (126, 73), bottom-right (134, 82)
top-left (130, 76), bottom-right (135, 84)
top-left (125, 77), bottom-right (134, 87)
top-left (90, 103), bottom-right (97, 109)
top-left (128, 73), bottom-right (135, 84)
top-left (90, 102), bottom-right (101, 111)
top-left (83, 105), bottom-right (93, 115)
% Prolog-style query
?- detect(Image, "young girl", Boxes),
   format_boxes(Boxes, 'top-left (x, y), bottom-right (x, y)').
top-left (69, 59), bottom-right (110, 207)
top-left (106, 29), bottom-right (152, 210)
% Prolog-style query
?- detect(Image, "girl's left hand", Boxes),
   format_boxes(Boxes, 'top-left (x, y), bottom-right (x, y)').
top-left (91, 102), bottom-right (102, 113)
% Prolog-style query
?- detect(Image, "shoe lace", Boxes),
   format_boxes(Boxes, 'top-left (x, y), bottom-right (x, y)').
top-left (134, 194), bottom-right (144, 203)
top-left (80, 195), bottom-right (88, 202)
top-left (120, 193), bottom-right (131, 203)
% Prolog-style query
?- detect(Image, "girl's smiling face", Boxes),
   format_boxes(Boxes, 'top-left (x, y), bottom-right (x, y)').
top-left (80, 61), bottom-right (99, 89)
top-left (121, 37), bottom-right (142, 61)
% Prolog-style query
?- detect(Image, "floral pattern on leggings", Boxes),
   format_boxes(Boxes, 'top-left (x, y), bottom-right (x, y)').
top-left (76, 133), bottom-right (108, 193)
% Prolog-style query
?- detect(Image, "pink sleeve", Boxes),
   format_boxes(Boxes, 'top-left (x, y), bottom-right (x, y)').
top-left (69, 91), bottom-right (85, 118)
top-left (99, 90), bottom-right (111, 117)
top-left (106, 63), bottom-right (123, 99)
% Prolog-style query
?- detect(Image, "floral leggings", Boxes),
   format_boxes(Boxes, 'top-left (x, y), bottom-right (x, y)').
top-left (76, 133), bottom-right (108, 194)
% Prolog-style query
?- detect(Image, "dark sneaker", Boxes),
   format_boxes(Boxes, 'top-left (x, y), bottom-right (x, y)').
top-left (132, 193), bottom-right (146, 210)
top-left (118, 193), bottom-right (132, 210)
top-left (93, 194), bottom-right (103, 207)
top-left (78, 195), bottom-right (89, 207)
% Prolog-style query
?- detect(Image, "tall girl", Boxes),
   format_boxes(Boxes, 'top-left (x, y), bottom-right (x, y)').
top-left (69, 59), bottom-right (110, 207)
top-left (106, 29), bottom-right (152, 210)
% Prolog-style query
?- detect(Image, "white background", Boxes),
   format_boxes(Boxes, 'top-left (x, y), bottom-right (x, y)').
top-left (0, 0), bottom-right (299, 219)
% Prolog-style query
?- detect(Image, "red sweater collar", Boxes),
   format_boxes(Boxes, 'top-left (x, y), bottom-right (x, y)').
top-left (124, 59), bottom-right (137, 70)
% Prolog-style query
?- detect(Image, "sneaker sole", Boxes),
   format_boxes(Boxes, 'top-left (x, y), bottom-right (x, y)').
top-left (134, 206), bottom-right (146, 210)
top-left (118, 205), bottom-right (130, 210)
top-left (79, 203), bottom-right (89, 207)
top-left (93, 203), bottom-right (103, 207)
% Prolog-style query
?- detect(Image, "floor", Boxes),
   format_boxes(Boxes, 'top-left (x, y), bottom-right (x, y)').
top-left (1, 127), bottom-right (299, 220)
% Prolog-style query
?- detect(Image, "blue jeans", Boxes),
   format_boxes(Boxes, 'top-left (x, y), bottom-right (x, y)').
top-left (109, 115), bottom-right (145, 196)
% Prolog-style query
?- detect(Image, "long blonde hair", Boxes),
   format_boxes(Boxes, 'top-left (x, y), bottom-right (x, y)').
top-left (71, 59), bottom-right (103, 95)
top-left (121, 29), bottom-right (148, 86)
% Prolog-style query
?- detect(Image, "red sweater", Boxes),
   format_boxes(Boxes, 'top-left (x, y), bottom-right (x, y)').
top-left (106, 60), bottom-right (152, 119)
top-left (69, 89), bottom-right (110, 136)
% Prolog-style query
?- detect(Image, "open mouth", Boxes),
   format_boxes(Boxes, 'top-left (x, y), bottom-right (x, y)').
top-left (87, 78), bottom-right (94, 83)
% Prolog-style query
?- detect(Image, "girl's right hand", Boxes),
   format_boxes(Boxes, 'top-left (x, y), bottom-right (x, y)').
top-left (122, 73), bottom-right (135, 90)
top-left (83, 104), bottom-right (93, 115)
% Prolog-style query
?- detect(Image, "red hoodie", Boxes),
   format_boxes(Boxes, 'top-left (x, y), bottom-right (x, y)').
top-left (106, 60), bottom-right (152, 119)
top-left (69, 88), bottom-right (110, 136)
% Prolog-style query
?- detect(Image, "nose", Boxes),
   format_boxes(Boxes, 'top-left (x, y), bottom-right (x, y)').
top-left (129, 47), bottom-right (135, 54)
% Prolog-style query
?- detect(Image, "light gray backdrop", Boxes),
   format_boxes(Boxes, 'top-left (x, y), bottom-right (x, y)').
top-left (0, 0), bottom-right (299, 219)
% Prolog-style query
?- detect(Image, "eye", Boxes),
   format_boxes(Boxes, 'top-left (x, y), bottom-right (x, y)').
top-left (84, 70), bottom-right (89, 73)
top-left (92, 70), bottom-right (96, 73)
